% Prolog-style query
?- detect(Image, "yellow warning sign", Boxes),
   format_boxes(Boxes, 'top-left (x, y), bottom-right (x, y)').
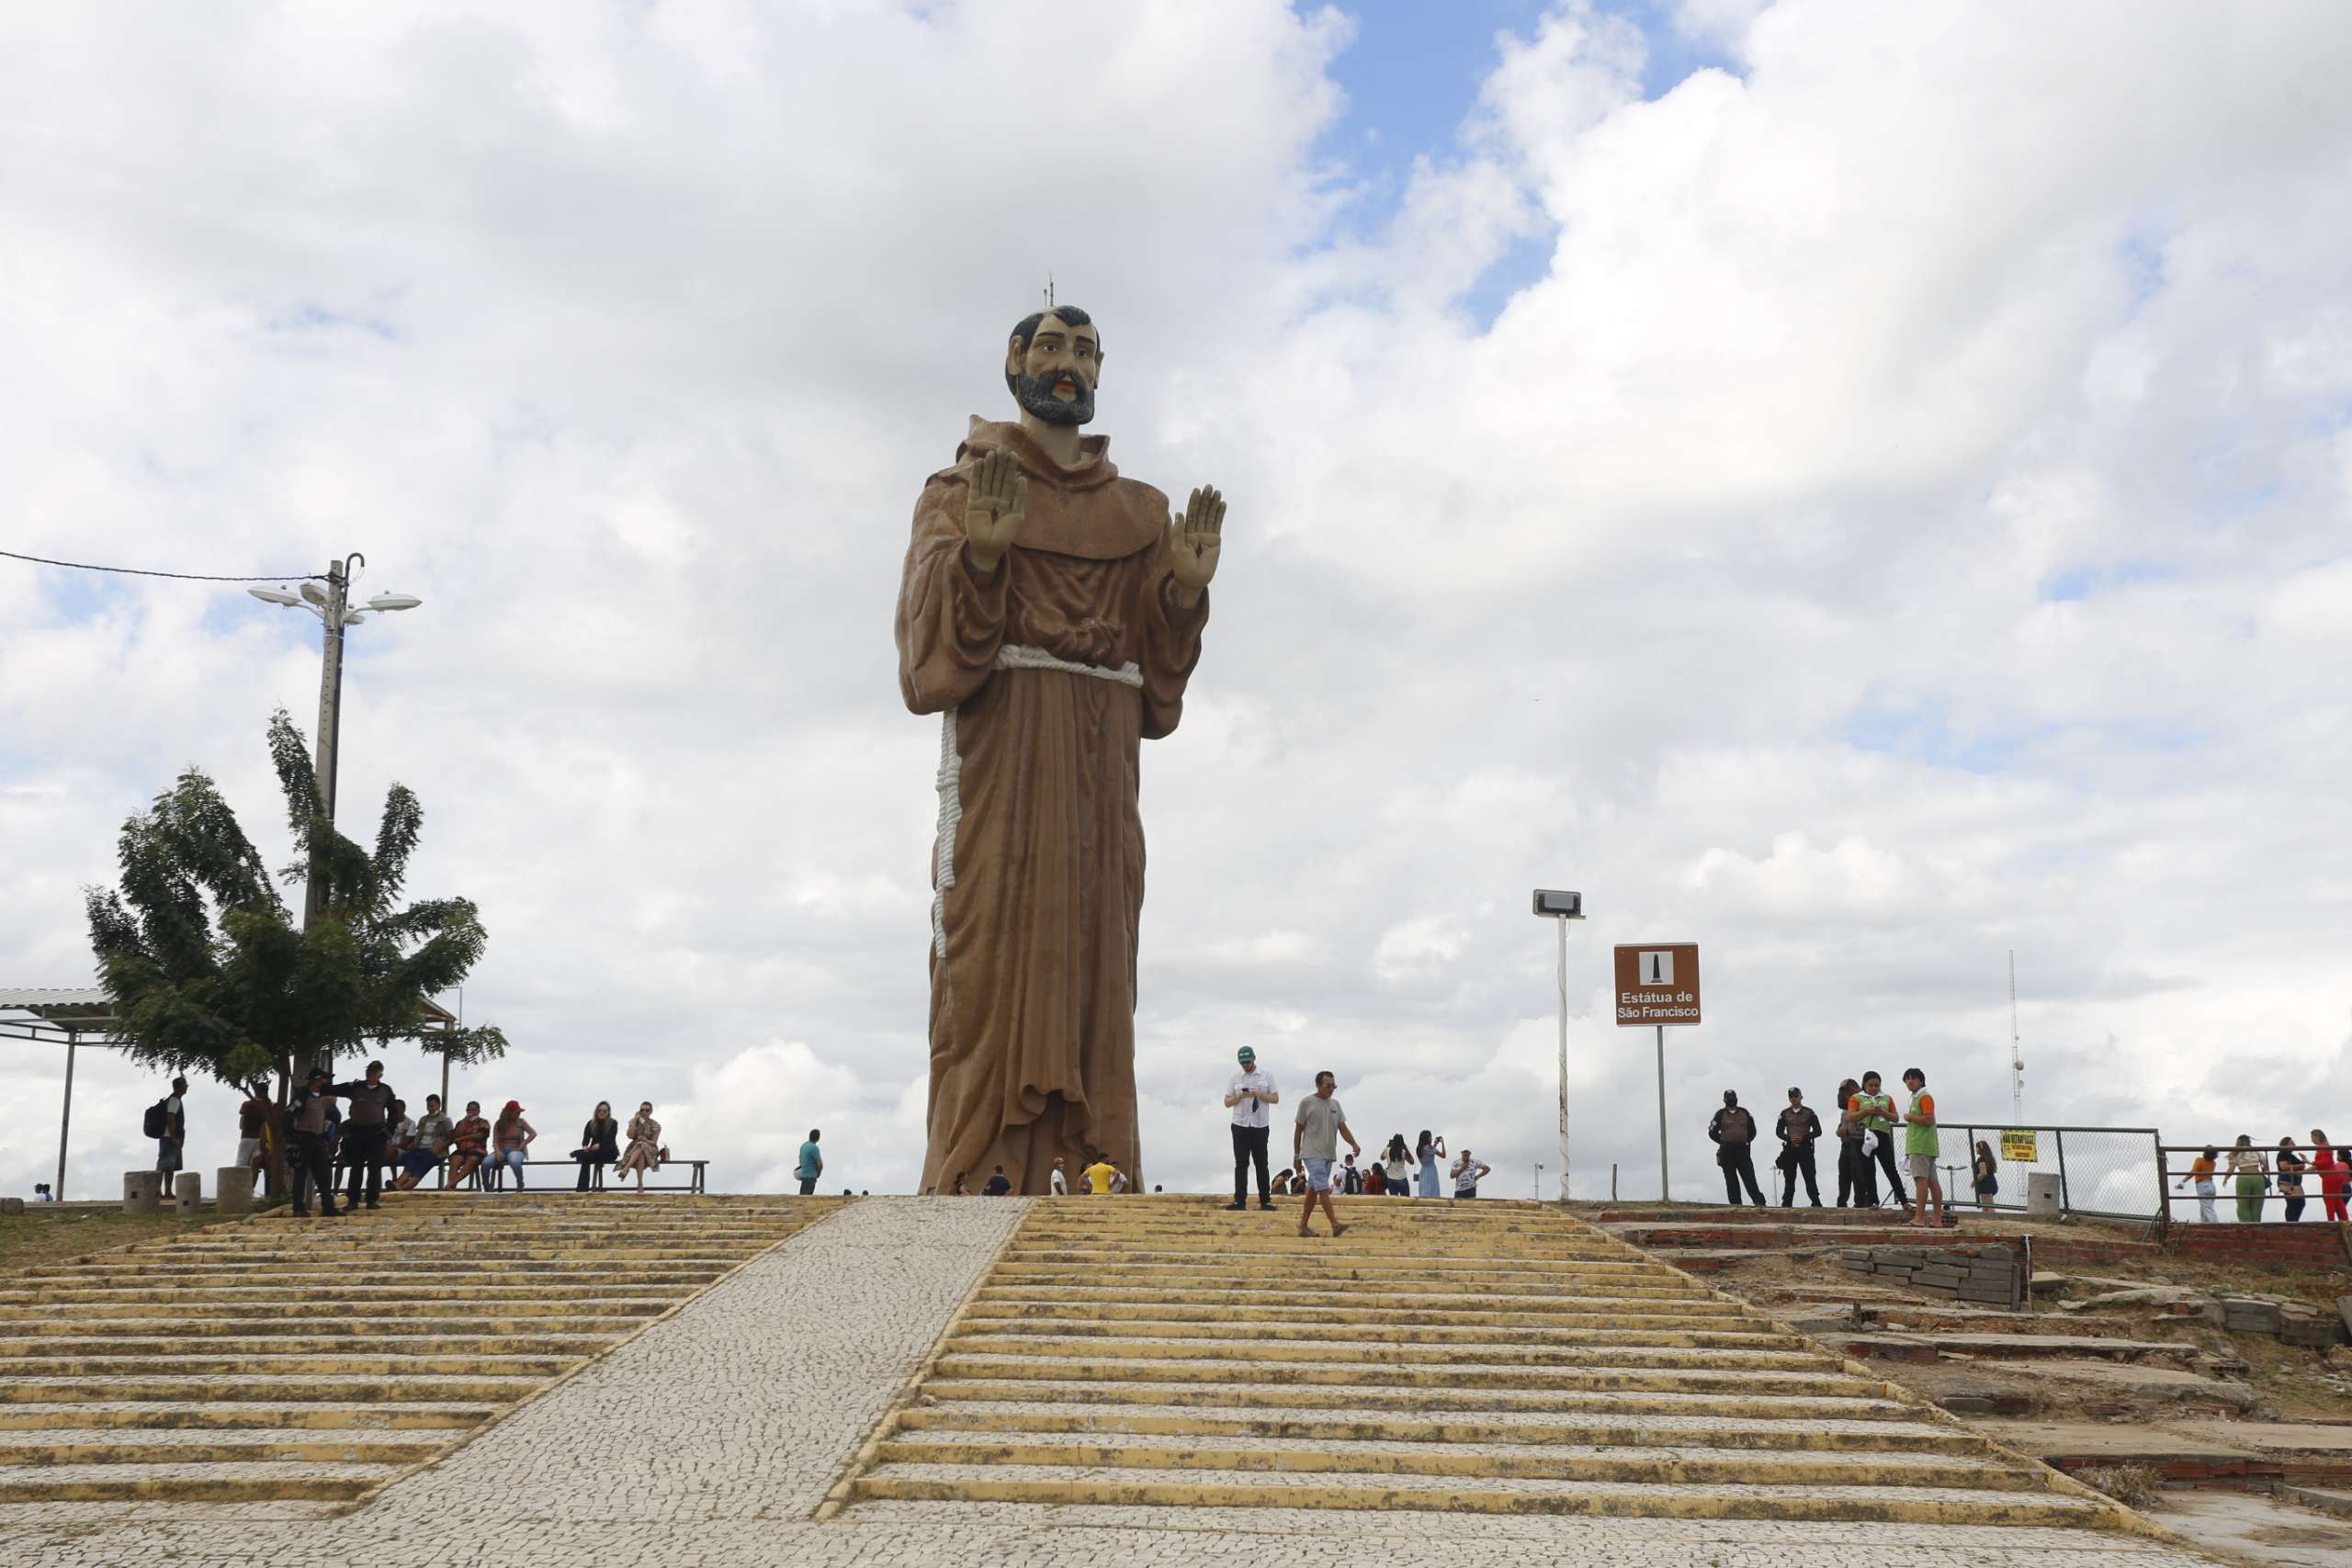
top-left (1999, 1130), bottom-right (2038, 1163)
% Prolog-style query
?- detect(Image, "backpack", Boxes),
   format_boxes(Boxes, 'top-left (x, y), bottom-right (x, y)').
top-left (142, 1099), bottom-right (171, 1139)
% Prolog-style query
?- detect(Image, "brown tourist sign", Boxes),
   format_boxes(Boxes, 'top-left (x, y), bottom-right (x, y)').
top-left (1614, 943), bottom-right (1702, 1027)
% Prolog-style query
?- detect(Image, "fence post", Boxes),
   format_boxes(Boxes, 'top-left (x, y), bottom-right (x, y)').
top-left (2054, 1129), bottom-right (2072, 1215)
top-left (2154, 1140), bottom-right (2172, 1242)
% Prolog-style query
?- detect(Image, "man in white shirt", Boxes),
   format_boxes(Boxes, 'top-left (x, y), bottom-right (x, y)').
top-left (1048, 1156), bottom-right (1069, 1196)
top-left (1452, 1148), bottom-right (1492, 1200)
top-left (1223, 1045), bottom-right (1280, 1212)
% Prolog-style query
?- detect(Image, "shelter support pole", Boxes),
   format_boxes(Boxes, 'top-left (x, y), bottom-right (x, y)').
top-left (57, 1034), bottom-right (76, 1201)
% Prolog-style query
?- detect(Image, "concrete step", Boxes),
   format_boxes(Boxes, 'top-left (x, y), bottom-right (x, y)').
top-left (984, 1265), bottom-right (1669, 1294)
top-left (1608, 1223), bottom-right (2006, 1250)
top-left (17, 1256), bottom-right (741, 1276)
top-left (989, 1252), bottom-right (1647, 1278)
top-left (0, 1431), bottom-right (447, 1466)
top-left (0, 1284), bottom-right (698, 1306)
top-left (931, 1352), bottom-right (1873, 1397)
top-left (133, 1246), bottom-right (763, 1264)
top-left (940, 1332), bottom-right (1837, 1371)
top-left (963, 1297), bottom-right (1746, 1328)
top-left (1827, 1331), bottom-right (2206, 1366)
top-left (847, 1461), bottom-right (2119, 1526)
top-left (961, 1316), bottom-right (1805, 1350)
top-left (0, 1352), bottom-right (581, 1378)
top-left (997, 1241), bottom-right (1636, 1269)
top-left (894, 1401), bottom-right (1986, 1453)
top-left (873, 1427), bottom-right (2041, 1489)
top-left (922, 1376), bottom-right (1922, 1420)
top-left (0, 1402), bottom-right (494, 1431)
top-left (969, 1283), bottom-right (1734, 1311)
top-left (0, 1460), bottom-right (395, 1504)
top-left (0, 1332), bottom-right (623, 1358)
top-left (0, 1191), bottom-right (844, 1513)
top-left (831, 1200), bottom-right (2154, 1540)
top-left (1589, 1207), bottom-right (1913, 1224)
top-left (0, 1310), bottom-right (663, 1333)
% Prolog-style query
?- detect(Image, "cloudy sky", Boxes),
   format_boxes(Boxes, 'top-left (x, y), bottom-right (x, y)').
top-left (5, 0), bottom-right (2349, 1208)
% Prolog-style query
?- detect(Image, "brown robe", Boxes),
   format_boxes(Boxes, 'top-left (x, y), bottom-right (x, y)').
top-left (896, 417), bottom-right (1210, 1195)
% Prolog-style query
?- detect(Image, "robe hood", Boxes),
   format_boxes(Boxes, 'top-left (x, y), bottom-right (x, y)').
top-left (944, 416), bottom-right (1163, 561)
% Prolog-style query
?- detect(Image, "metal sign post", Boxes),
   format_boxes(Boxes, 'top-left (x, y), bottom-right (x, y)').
top-left (1655, 1024), bottom-right (1668, 1201)
top-left (1616, 943), bottom-right (1702, 1201)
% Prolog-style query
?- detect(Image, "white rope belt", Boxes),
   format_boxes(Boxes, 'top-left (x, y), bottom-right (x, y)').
top-left (932, 645), bottom-right (1144, 957)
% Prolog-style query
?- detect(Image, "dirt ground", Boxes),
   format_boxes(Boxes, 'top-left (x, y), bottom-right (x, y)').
top-left (0, 1206), bottom-right (230, 1276)
top-left (1685, 1224), bottom-right (2352, 1424)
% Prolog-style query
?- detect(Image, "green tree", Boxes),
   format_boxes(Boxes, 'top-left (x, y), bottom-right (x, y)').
top-left (85, 709), bottom-right (507, 1188)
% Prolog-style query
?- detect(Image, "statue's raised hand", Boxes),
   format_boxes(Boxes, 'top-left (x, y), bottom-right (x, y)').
top-left (1167, 485), bottom-right (1225, 606)
top-left (963, 448), bottom-right (1028, 575)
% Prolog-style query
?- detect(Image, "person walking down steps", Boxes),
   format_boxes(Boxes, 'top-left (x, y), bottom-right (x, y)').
top-left (1294, 1070), bottom-right (1361, 1237)
top-left (1710, 1089), bottom-right (1766, 1205)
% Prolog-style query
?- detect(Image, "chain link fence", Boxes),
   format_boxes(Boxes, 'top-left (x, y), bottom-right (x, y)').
top-left (1928, 1122), bottom-right (2161, 1223)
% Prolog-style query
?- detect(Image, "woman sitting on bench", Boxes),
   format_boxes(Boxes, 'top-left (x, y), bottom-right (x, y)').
top-left (616, 1102), bottom-right (663, 1192)
top-left (490, 1101), bottom-right (537, 1189)
top-left (447, 1101), bottom-right (491, 1189)
top-left (574, 1101), bottom-right (621, 1191)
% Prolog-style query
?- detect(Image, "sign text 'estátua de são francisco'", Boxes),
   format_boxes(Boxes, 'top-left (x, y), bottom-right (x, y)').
top-left (1614, 943), bottom-right (1702, 1027)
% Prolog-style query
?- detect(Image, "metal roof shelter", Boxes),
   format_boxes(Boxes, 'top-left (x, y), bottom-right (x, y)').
top-left (2, 987), bottom-right (459, 1200)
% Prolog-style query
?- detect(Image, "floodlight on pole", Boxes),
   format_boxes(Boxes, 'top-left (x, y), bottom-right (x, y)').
top-left (1530, 888), bottom-right (1584, 1203)
top-left (246, 553), bottom-right (424, 937)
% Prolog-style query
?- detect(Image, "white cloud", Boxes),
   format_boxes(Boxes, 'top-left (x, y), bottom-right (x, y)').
top-left (6, 1), bottom-right (2352, 1210)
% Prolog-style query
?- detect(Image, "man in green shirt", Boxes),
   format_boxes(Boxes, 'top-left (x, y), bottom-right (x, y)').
top-left (1847, 1071), bottom-right (1910, 1216)
top-left (1901, 1067), bottom-right (1943, 1229)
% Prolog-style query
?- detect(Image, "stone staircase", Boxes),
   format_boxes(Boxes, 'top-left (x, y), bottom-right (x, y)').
top-left (0, 1193), bottom-right (838, 1505)
top-left (835, 1195), bottom-right (2146, 1532)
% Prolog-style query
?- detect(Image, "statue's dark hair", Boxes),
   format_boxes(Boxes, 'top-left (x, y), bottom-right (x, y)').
top-left (1005, 306), bottom-right (1096, 391)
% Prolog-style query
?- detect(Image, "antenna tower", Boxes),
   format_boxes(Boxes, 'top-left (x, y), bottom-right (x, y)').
top-left (2008, 950), bottom-right (2023, 1120)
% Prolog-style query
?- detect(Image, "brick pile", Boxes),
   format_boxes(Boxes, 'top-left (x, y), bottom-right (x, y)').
top-left (1834, 1242), bottom-right (2024, 1308)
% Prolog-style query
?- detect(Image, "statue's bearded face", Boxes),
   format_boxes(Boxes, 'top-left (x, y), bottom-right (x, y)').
top-left (1007, 313), bottom-right (1100, 426)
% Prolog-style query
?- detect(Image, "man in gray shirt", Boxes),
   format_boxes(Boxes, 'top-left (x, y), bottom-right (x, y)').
top-left (1292, 1070), bottom-right (1361, 1238)
top-left (330, 1059), bottom-right (397, 1212)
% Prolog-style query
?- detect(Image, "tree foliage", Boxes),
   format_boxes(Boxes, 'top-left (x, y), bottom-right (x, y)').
top-left (85, 709), bottom-right (508, 1094)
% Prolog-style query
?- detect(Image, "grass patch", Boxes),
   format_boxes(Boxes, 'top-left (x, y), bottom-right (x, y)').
top-left (0, 1209), bottom-right (234, 1277)
top-left (2076, 1464), bottom-right (2165, 1508)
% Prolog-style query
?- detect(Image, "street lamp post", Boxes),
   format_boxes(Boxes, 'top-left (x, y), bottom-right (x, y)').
top-left (249, 556), bottom-right (423, 928)
top-left (1530, 890), bottom-right (1584, 1203)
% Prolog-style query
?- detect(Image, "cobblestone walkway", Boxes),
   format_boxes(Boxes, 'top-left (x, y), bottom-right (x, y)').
top-left (0, 1196), bottom-right (2222, 1567)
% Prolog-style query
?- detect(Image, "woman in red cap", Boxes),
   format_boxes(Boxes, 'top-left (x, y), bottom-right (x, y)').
top-left (491, 1100), bottom-right (537, 1189)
